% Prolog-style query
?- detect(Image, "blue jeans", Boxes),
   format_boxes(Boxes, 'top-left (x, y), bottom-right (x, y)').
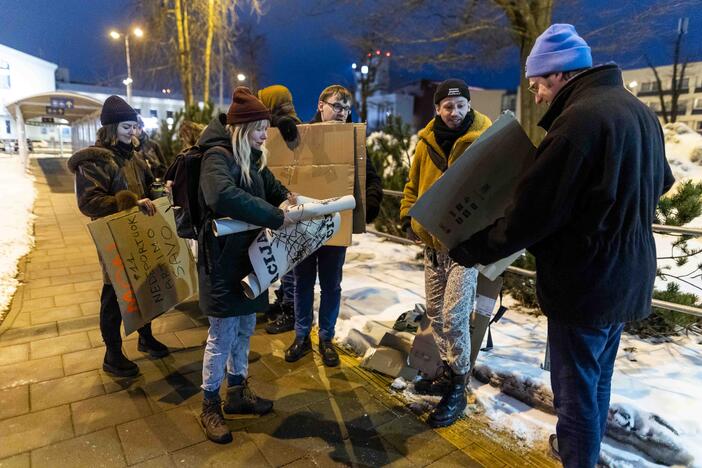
top-left (279, 271), bottom-right (295, 306)
top-left (293, 245), bottom-right (347, 341)
top-left (201, 314), bottom-right (256, 393)
top-left (548, 320), bottom-right (624, 468)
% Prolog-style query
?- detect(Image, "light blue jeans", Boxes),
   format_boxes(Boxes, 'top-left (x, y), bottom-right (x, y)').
top-left (201, 314), bottom-right (256, 393)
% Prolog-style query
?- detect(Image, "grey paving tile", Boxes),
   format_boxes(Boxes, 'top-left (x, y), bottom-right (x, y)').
top-left (150, 313), bottom-right (197, 334)
top-left (71, 388), bottom-right (153, 435)
top-left (0, 356), bottom-right (64, 390)
top-left (375, 415), bottom-right (456, 466)
top-left (0, 452), bottom-right (29, 468)
top-left (117, 407), bottom-right (205, 465)
top-left (316, 436), bottom-right (411, 468)
top-left (53, 290), bottom-right (100, 308)
top-left (129, 455), bottom-right (175, 468)
top-left (0, 323), bottom-right (58, 347)
top-left (0, 344), bottom-right (29, 366)
top-left (0, 405), bottom-right (73, 459)
top-left (123, 333), bottom-right (182, 361)
top-left (29, 332), bottom-right (91, 359)
top-left (428, 448), bottom-right (486, 468)
top-left (141, 368), bottom-right (203, 412)
top-left (30, 370), bottom-right (104, 411)
top-left (173, 327), bottom-right (208, 348)
top-left (62, 345), bottom-right (106, 375)
top-left (171, 433), bottom-right (270, 468)
top-left (57, 314), bottom-right (100, 335)
top-left (0, 386), bottom-right (29, 420)
top-left (29, 304), bottom-right (83, 325)
top-left (31, 427), bottom-right (126, 468)
top-left (311, 388), bottom-right (399, 434)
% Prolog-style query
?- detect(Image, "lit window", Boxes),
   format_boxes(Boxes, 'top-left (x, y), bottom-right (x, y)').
top-left (4, 120), bottom-right (10, 134)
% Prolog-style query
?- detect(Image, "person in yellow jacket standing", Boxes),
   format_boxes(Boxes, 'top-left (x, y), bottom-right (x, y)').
top-left (400, 79), bottom-right (491, 427)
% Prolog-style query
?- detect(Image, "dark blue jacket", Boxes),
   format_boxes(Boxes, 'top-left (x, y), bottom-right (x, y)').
top-left (450, 64), bottom-right (675, 326)
top-left (197, 114), bottom-right (289, 317)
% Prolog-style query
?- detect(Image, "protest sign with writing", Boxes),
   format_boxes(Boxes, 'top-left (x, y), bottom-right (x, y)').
top-left (88, 197), bottom-right (198, 335)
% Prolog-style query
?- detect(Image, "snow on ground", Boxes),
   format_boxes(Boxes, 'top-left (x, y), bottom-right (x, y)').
top-left (0, 154), bottom-right (36, 323)
top-left (335, 233), bottom-right (702, 467)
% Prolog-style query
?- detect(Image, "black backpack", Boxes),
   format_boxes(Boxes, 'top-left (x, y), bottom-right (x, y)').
top-left (164, 145), bottom-right (225, 239)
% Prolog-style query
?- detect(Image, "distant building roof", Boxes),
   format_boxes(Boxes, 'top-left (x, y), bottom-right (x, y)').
top-left (0, 43), bottom-right (58, 70)
top-left (57, 82), bottom-right (184, 101)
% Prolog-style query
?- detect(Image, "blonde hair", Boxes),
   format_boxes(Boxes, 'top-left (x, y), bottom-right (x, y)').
top-left (227, 119), bottom-right (269, 187)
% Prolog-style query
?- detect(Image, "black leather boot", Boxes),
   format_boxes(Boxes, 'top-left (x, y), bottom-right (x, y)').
top-left (103, 348), bottom-right (139, 377)
top-left (200, 397), bottom-right (233, 444)
top-left (285, 335), bottom-right (312, 362)
top-left (318, 339), bottom-right (340, 367)
top-left (427, 368), bottom-right (468, 428)
top-left (137, 333), bottom-right (170, 358)
top-left (223, 379), bottom-right (273, 416)
top-left (415, 363), bottom-right (451, 396)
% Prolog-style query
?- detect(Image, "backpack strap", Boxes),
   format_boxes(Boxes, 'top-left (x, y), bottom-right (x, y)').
top-left (419, 137), bottom-right (448, 173)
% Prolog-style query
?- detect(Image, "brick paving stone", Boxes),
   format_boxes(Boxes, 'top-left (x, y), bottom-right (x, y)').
top-left (0, 386), bottom-right (29, 419)
top-left (150, 313), bottom-right (198, 334)
top-left (49, 272), bottom-right (97, 286)
top-left (428, 448), bottom-right (486, 468)
top-left (375, 415), bottom-right (456, 466)
top-left (29, 331), bottom-right (91, 359)
top-left (0, 452), bottom-right (30, 468)
top-left (29, 304), bottom-right (83, 325)
top-left (26, 284), bottom-right (75, 300)
top-left (141, 368), bottom-right (203, 413)
top-left (68, 264), bottom-right (100, 275)
top-left (246, 371), bottom-right (330, 413)
top-left (123, 333), bottom-right (182, 362)
top-left (0, 323), bottom-right (58, 349)
top-left (171, 433), bottom-right (270, 468)
top-left (25, 267), bottom-right (70, 280)
top-left (311, 388), bottom-right (399, 434)
top-left (80, 300), bottom-right (100, 316)
top-left (0, 343), bottom-right (28, 366)
top-left (31, 427), bottom-right (126, 468)
top-left (57, 314), bottom-right (100, 335)
top-left (117, 407), bottom-right (206, 465)
top-left (173, 327), bottom-right (208, 348)
top-left (71, 388), bottom-right (153, 435)
top-left (30, 370), bottom-right (104, 411)
top-left (74, 279), bottom-right (102, 292)
top-left (0, 405), bottom-right (73, 459)
top-left (129, 455), bottom-right (175, 468)
top-left (15, 296), bottom-right (55, 312)
top-left (62, 345), bottom-right (106, 375)
top-left (315, 436), bottom-right (412, 468)
top-left (53, 290), bottom-right (100, 308)
top-left (0, 356), bottom-right (64, 390)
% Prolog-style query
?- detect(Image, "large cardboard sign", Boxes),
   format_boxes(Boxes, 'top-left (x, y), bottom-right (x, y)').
top-left (409, 113), bottom-right (535, 273)
top-left (266, 123), bottom-right (367, 246)
top-left (87, 197), bottom-right (198, 335)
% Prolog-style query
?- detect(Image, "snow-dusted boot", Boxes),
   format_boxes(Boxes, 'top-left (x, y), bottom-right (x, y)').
top-left (427, 369), bottom-right (468, 428)
top-left (415, 365), bottom-right (451, 396)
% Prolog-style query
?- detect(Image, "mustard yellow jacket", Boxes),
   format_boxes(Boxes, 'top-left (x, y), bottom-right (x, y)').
top-left (400, 111), bottom-right (492, 250)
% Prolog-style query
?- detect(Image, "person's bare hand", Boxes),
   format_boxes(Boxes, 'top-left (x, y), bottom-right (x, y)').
top-left (137, 198), bottom-right (157, 216)
top-left (287, 192), bottom-right (299, 205)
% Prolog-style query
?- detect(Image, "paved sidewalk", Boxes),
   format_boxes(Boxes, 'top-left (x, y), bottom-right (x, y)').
top-left (0, 158), bottom-right (558, 467)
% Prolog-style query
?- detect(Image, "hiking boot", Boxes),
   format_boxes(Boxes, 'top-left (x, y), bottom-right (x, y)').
top-left (137, 334), bottom-right (170, 358)
top-left (415, 366), bottom-right (451, 396)
top-left (319, 339), bottom-right (340, 367)
top-left (265, 303), bottom-right (295, 334)
top-left (427, 369), bottom-right (469, 428)
top-left (285, 335), bottom-right (312, 362)
top-left (103, 349), bottom-right (139, 377)
top-left (200, 397), bottom-right (233, 444)
top-left (223, 379), bottom-right (273, 416)
top-left (548, 434), bottom-right (560, 460)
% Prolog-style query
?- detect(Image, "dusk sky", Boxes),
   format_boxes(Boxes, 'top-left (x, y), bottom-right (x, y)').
top-left (1, 0), bottom-right (701, 120)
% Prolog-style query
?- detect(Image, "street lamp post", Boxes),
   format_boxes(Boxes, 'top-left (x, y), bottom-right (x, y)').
top-left (109, 27), bottom-right (143, 105)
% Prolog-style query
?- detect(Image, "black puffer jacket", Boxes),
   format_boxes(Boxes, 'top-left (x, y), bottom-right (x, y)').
top-left (450, 64), bottom-right (675, 327)
top-left (197, 114), bottom-right (289, 317)
top-left (67, 142), bottom-right (154, 220)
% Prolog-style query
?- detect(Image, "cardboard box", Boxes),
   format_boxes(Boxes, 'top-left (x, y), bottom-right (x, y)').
top-left (87, 197), bottom-right (198, 335)
top-left (266, 122), bottom-right (367, 246)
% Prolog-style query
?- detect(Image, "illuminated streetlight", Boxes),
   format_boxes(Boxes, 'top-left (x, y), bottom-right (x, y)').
top-left (237, 73), bottom-right (246, 82)
top-left (628, 80), bottom-right (638, 89)
top-left (109, 26), bottom-right (145, 104)
top-left (351, 63), bottom-right (357, 70)
top-left (361, 65), bottom-right (369, 75)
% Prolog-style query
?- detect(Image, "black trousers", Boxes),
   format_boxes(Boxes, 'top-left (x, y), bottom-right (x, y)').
top-left (100, 284), bottom-right (152, 351)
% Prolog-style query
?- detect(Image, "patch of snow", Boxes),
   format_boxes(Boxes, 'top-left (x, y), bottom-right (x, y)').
top-left (0, 154), bottom-right (36, 323)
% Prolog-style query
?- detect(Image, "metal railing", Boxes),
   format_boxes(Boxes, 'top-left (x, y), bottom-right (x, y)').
top-left (369, 189), bottom-right (702, 318)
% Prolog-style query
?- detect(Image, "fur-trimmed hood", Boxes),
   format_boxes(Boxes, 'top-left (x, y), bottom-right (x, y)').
top-left (67, 146), bottom-right (116, 174)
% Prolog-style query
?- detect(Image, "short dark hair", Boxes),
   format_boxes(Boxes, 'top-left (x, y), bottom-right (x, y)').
top-left (318, 85), bottom-right (352, 103)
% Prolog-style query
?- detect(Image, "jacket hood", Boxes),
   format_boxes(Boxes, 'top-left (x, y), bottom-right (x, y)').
top-left (67, 146), bottom-right (115, 174)
top-left (197, 114), bottom-right (232, 150)
top-left (539, 63), bottom-right (621, 131)
top-left (418, 110), bottom-right (492, 156)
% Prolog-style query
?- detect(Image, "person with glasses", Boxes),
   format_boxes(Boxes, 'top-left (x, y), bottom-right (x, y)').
top-left (449, 24), bottom-right (674, 467)
top-left (285, 84), bottom-right (383, 367)
top-left (400, 79), bottom-right (492, 428)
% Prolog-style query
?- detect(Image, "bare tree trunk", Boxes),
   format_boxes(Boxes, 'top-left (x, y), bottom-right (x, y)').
top-left (203, 0), bottom-right (216, 103)
top-left (174, 0), bottom-right (194, 107)
top-left (647, 56), bottom-right (670, 124)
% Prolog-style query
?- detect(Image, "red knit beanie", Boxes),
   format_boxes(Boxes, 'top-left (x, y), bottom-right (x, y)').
top-left (226, 86), bottom-right (271, 125)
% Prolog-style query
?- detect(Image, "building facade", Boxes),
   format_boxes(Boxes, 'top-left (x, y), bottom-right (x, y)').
top-left (622, 61), bottom-right (702, 134)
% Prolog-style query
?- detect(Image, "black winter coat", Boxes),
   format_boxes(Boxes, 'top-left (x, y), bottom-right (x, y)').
top-left (450, 64), bottom-right (675, 327)
top-left (309, 112), bottom-right (384, 223)
top-left (68, 142), bottom-right (154, 220)
top-left (197, 114), bottom-right (289, 317)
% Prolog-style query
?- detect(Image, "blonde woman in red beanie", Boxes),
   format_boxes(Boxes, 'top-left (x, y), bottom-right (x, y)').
top-left (196, 87), bottom-right (293, 444)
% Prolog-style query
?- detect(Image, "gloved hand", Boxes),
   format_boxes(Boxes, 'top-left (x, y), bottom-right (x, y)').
top-left (278, 116), bottom-right (300, 150)
top-left (402, 217), bottom-right (421, 244)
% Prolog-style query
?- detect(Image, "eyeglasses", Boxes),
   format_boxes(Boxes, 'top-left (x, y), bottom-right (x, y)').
top-left (324, 101), bottom-right (352, 114)
top-left (528, 74), bottom-right (555, 94)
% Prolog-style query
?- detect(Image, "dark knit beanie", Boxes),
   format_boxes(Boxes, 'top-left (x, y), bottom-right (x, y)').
top-left (226, 87), bottom-right (271, 125)
top-left (433, 79), bottom-right (471, 104)
top-left (100, 95), bottom-right (138, 125)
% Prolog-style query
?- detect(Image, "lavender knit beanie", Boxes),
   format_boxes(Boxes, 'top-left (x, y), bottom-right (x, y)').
top-left (525, 24), bottom-right (592, 78)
